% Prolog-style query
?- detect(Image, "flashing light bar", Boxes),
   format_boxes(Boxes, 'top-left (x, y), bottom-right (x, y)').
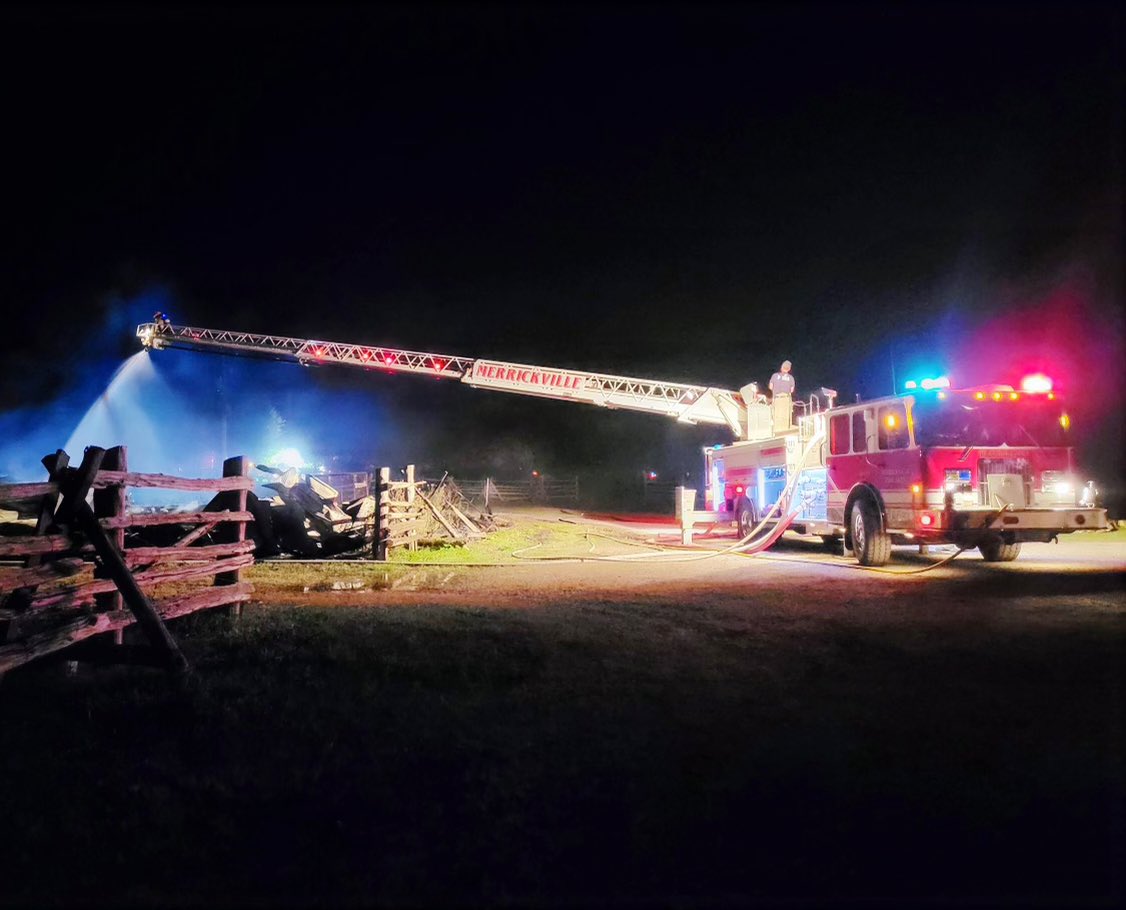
top-left (904, 376), bottom-right (950, 391)
top-left (1020, 373), bottom-right (1053, 393)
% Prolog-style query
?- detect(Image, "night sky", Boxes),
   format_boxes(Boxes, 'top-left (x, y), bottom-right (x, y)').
top-left (2, 3), bottom-right (1122, 491)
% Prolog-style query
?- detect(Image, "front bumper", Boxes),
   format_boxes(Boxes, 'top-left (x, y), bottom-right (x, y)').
top-left (950, 507), bottom-right (1107, 533)
top-left (901, 506), bottom-right (1110, 544)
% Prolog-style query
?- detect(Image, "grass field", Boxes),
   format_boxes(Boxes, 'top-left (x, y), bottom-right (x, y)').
top-left (384, 518), bottom-right (653, 565)
top-left (1, 520), bottom-right (1122, 908)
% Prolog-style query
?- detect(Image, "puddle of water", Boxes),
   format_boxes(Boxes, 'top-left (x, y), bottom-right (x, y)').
top-left (293, 566), bottom-right (469, 593)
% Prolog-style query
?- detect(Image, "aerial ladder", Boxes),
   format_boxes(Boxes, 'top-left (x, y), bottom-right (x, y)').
top-left (135, 319), bottom-right (843, 552)
top-left (136, 321), bottom-right (797, 441)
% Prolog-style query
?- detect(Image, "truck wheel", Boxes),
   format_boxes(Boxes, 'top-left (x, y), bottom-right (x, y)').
top-left (979, 535), bottom-right (1021, 562)
top-left (850, 499), bottom-right (891, 566)
top-left (737, 497), bottom-right (758, 538)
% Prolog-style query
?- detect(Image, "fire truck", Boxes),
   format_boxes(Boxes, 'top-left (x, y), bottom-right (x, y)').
top-left (704, 380), bottom-right (1104, 563)
top-left (137, 322), bottom-right (1107, 564)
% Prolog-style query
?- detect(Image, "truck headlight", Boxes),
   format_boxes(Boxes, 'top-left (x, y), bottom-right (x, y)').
top-left (1040, 470), bottom-right (1070, 494)
top-left (1039, 470), bottom-right (1078, 504)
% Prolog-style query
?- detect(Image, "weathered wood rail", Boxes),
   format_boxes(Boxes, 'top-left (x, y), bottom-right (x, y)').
top-left (0, 446), bottom-right (255, 678)
top-left (372, 465), bottom-right (488, 560)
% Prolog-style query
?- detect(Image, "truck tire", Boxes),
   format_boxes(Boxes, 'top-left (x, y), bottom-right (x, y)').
top-left (737, 497), bottom-right (758, 538)
top-left (850, 498), bottom-right (891, 567)
top-left (979, 535), bottom-right (1021, 562)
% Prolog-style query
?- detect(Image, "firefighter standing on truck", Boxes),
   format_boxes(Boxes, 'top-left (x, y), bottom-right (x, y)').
top-left (769, 360), bottom-right (795, 431)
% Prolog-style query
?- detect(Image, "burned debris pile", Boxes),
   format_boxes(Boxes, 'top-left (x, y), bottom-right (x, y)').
top-left (236, 466), bottom-right (496, 558)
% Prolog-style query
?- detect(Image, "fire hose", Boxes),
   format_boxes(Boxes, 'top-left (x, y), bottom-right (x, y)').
top-left (510, 427), bottom-right (827, 564)
top-left (294, 425), bottom-right (1012, 571)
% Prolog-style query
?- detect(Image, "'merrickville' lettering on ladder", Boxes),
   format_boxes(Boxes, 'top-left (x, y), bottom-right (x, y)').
top-left (470, 361), bottom-right (587, 390)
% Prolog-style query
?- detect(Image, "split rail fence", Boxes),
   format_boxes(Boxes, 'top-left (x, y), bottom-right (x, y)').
top-left (0, 445), bottom-right (254, 678)
top-left (457, 476), bottom-right (580, 506)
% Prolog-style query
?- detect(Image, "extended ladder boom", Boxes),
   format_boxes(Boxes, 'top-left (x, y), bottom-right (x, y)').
top-left (137, 322), bottom-right (749, 437)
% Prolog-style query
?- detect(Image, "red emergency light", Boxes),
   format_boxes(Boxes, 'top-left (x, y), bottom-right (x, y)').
top-left (1020, 373), bottom-right (1053, 393)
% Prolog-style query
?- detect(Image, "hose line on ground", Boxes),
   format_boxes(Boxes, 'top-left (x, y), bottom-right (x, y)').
top-left (510, 427), bottom-right (826, 564)
top-left (276, 429), bottom-right (1013, 573)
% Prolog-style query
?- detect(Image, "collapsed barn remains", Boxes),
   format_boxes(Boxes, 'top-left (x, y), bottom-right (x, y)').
top-left (249, 464), bottom-right (496, 560)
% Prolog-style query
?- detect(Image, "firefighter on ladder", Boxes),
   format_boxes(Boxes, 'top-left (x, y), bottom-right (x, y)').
top-left (769, 360), bottom-right (795, 432)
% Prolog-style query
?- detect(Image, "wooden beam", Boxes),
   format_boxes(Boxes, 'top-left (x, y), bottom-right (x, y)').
top-left (159, 581), bottom-right (253, 620)
top-left (123, 539), bottom-right (256, 567)
top-left (100, 510), bottom-right (253, 529)
top-left (26, 553), bottom-right (256, 612)
top-left (0, 482), bottom-right (59, 503)
top-left (92, 471), bottom-right (254, 492)
top-left (0, 583), bottom-right (252, 674)
top-left (171, 519), bottom-right (222, 548)
top-left (0, 611), bottom-right (113, 674)
top-left (416, 490), bottom-right (464, 540)
top-left (6, 449), bottom-right (74, 613)
top-left (0, 535), bottom-right (72, 558)
top-left (443, 498), bottom-right (483, 536)
top-left (0, 558), bottom-right (86, 594)
top-left (73, 497), bottom-right (190, 679)
top-left (28, 450), bottom-right (70, 561)
top-left (386, 517), bottom-right (431, 536)
top-left (31, 554), bottom-right (257, 606)
top-left (54, 447), bottom-right (105, 529)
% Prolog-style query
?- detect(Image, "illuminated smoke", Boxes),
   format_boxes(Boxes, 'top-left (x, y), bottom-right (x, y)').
top-left (0, 287), bottom-right (404, 497)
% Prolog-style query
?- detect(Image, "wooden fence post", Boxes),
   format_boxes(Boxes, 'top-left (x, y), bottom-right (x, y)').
top-left (215, 456), bottom-right (250, 617)
top-left (405, 464), bottom-right (417, 552)
top-left (93, 445), bottom-right (127, 644)
top-left (374, 467), bottom-right (390, 561)
top-left (6, 450), bottom-right (70, 615)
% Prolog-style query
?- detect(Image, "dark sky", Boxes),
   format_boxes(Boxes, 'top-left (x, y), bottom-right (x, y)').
top-left (1, 2), bottom-right (1122, 483)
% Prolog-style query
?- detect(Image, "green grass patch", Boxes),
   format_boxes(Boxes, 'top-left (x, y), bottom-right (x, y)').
top-left (1059, 524), bottom-right (1126, 544)
top-left (387, 518), bottom-right (648, 565)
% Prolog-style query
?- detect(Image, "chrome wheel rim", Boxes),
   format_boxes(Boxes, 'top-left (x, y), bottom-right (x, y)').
top-left (852, 507), bottom-right (865, 553)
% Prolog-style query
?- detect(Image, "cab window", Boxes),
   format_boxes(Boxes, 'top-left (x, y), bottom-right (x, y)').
top-left (851, 411), bottom-right (868, 453)
top-left (878, 404), bottom-right (909, 450)
top-left (830, 414), bottom-right (850, 454)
